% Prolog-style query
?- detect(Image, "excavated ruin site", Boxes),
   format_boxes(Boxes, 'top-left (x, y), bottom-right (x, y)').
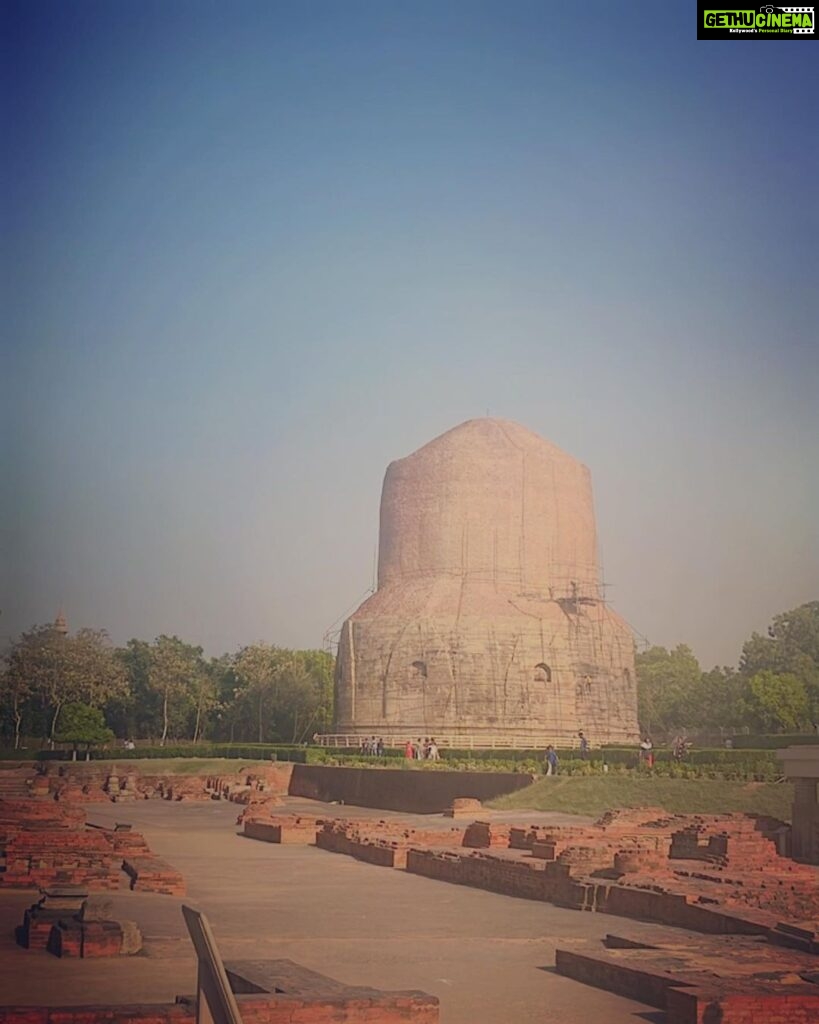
top-left (1, 761), bottom-right (818, 1024)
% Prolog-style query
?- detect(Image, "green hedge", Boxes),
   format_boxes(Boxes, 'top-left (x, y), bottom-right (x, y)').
top-left (26, 741), bottom-right (784, 781)
top-left (0, 749), bottom-right (40, 761)
top-left (302, 749), bottom-right (781, 780)
top-left (729, 733), bottom-right (819, 749)
top-left (35, 743), bottom-right (312, 763)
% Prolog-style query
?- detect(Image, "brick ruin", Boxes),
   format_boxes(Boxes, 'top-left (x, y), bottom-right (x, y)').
top-left (3, 761), bottom-right (818, 1022)
top-left (556, 928), bottom-right (819, 1024)
top-left (0, 791), bottom-right (179, 962)
top-left (15, 760), bottom-right (296, 808)
top-left (17, 889), bottom-right (143, 959)
top-left (0, 761), bottom-right (302, 896)
top-left (0, 797), bottom-right (184, 898)
top-left (0, 765), bottom-right (442, 1022)
top-left (236, 800), bottom-right (819, 1021)
top-left (229, 781), bottom-right (819, 931)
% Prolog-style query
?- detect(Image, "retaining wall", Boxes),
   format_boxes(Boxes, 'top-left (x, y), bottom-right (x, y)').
top-left (288, 765), bottom-right (534, 813)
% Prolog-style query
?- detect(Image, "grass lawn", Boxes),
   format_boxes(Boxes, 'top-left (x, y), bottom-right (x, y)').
top-left (88, 758), bottom-right (270, 775)
top-left (487, 775), bottom-right (794, 820)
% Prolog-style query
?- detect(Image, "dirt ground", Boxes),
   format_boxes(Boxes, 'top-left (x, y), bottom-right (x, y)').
top-left (0, 798), bottom-right (675, 1024)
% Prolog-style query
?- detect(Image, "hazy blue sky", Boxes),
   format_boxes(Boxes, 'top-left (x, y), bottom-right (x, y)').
top-left (2, 1), bottom-right (817, 670)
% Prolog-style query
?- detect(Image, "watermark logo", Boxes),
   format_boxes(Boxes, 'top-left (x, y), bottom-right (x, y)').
top-left (698, 3), bottom-right (816, 38)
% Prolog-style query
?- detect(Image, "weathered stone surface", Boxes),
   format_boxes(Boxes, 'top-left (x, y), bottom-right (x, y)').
top-left (335, 418), bottom-right (639, 744)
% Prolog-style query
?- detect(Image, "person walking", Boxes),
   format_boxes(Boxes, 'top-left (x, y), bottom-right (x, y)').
top-left (640, 736), bottom-right (654, 769)
top-left (578, 731), bottom-right (589, 760)
top-left (544, 745), bottom-right (559, 776)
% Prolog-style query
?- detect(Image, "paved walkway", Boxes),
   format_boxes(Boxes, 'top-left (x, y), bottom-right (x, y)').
top-left (0, 798), bottom-right (666, 1024)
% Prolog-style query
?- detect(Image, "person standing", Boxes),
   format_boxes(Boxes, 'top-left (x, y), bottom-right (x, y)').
top-left (544, 745), bottom-right (559, 776)
top-left (578, 732), bottom-right (589, 760)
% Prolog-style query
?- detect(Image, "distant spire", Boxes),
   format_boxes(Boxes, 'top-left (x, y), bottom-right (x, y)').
top-left (54, 608), bottom-right (68, 636)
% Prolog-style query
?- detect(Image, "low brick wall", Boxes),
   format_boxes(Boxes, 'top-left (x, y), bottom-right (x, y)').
top-left (667, 986), bottom-right (819, 1024)
top-left (603, 886), bottom-right (770, 935)
top-left (403, 846), bottom-right (775, 932)
top-left (554, 948), bottom-right (672, 1009)
top-left (315, 820), bottom-right (464, 869)
top-left (122, 857), bottom-right (185, 896)
top-left (557, 932), bottom-right (819, 1024)
top-left (463, 821), bottom-right (511, 848)
top-left (243, 817), bottom-right (321, 844)
top-left (2, 830), bottom-right (122, 890)
top-left (289, 765), bottom-right (534, 813)
top-left (406, 849), bottom-right (549, 901)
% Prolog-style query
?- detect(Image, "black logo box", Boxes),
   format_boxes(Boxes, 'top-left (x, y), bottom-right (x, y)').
top-left (697, 3), bottom-right (817, 39)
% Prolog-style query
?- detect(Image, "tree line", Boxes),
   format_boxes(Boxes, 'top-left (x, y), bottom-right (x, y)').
top-left (1, 626), bottom-right (333, 749)
top-left (1, 601), bottom-right (816, 749)
top-left (636, 601), bottom-right (819, 737)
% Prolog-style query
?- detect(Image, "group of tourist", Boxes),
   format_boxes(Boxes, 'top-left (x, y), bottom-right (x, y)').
top-left (404, 737), bottom-right (440, 760)
top-left (357, 736), bottom-right (443, 759)
top-left (367, 730), bottom-right (691, 771)
top-left (358, 736), bottom-right (385, 756)
top-left (326, 731), bottom-right (693, 771)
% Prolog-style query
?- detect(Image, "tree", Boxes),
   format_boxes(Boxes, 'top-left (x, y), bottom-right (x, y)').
top-left (66, 629), bottom-right (128, 709)
top-left (208, 654), bottom-right (241, 742)
top-left (147, 636), bottom-right (207, 745)
top-left (110, 639), bottom-right (157, 740)
top-left (233, 644), bottom-right (285, 743)
top-left (740, 602), bottom-right (819, 721)
top-left (231, 645), bottom-right (335, 743)
top-left (270, 653), bottom-right (319, 744)
top-left (700, 666), bottom-right (746, 734)
top-left (5, 625), bottom-right (67, 742)
top-left (298, 650), bottom-right (335, 738)
top-left (3, 624), bottom-right (128, 744)
top-left (54, 702), bottom-right (114, 760)
top-left (1, 616), bottom-right (339, 748)
top-left (188, 663), bottom-right (219, 742)
top-left (636, 644), bottom-right (704, 736)
top-left (744, 671), bottom-right (810, 733)
top-left (1, 639), bottom-right (30, 749)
